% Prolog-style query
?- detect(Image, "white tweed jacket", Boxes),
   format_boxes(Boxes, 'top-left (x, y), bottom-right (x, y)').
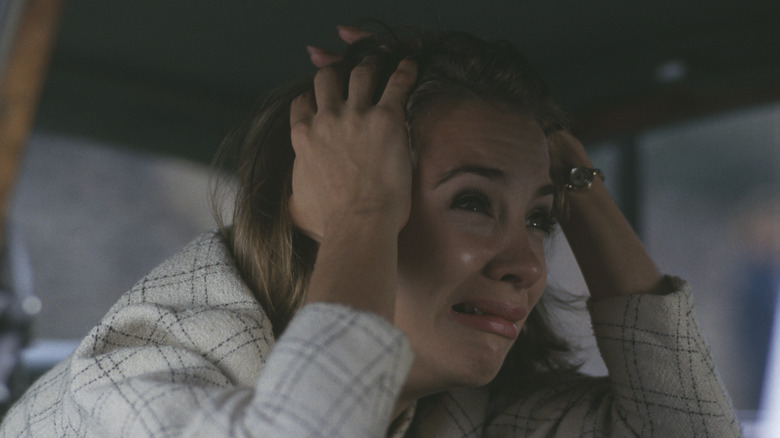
top-left (0, 231), bottom-right (741, 437)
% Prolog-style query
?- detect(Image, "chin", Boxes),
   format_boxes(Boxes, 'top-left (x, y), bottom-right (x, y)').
top-left (409, 348), bottom-right (507, 399)
top-left (460, 361), bottom-right (504, 387)
top-left (442, 349), bottom-right (508, 389)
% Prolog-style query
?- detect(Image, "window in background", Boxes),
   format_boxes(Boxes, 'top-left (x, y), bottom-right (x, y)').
top-left (639, 103), bottom-right (780, 414)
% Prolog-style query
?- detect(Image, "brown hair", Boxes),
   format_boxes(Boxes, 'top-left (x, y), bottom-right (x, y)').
top-left (212, 28), bottom-right (579, 390)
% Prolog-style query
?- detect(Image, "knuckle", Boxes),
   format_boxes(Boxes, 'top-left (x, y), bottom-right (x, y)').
top-left (358, 55), bottom-right (380, 66)
top-left (290, 123), bottom-right (311, 145)
top-left (314, 65), bottom-right (339, 82)
top-left (350, 62), bottom-right (376, 78)
top-left (389, 69), bottom-right (416, 87)
top-left (290, 93), bottom-right (311, 110)
top-left (290, 119), bottom-right (307, 132)
top-left (316, 110), bottom-right (339, 125)
top-left (290, 135), bottom-right (304, 151)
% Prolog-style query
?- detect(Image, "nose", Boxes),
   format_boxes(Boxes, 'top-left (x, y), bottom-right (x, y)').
top-left (482, 230), bottom-right (545, 290)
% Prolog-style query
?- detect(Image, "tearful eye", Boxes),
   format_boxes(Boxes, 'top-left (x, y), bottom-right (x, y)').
top-left (526, 209), bottom-right (558, 235)
top-left (451, 191), bottom-right (493, 215)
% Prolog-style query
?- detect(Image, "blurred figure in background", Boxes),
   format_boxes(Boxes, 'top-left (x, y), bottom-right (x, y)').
top-left (735, 194), bottom-right (780, 411)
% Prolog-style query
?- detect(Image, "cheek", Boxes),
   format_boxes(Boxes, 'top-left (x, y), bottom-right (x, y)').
top-left (529, 240), bottom-right (548, 304)
top-left (397, 208), bottom-right (487, 297)
top-left (398, 223), bottom-right (464, 288)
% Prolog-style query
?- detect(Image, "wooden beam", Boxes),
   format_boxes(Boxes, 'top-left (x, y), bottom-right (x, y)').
top-left (573, 83), bottom-right (780, 143)
top-left (0, 0), bottom-right (63, 247)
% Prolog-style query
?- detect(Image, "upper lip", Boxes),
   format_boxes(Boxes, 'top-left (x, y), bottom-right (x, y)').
top-left (452, 299), bottom-right (528, 323)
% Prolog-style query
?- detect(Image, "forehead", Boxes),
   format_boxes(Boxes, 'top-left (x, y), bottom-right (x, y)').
top-left (415, 100), bottom-right (550, 179)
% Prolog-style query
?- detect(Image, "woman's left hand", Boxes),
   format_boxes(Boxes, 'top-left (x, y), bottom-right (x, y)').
top-left (547, 131), bottom-right (595, 189)
top-left (548, 131), bottom-right (665, 299)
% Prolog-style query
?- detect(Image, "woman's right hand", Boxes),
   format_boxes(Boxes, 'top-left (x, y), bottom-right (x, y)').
top-left (288, 56), bottom-right (418, 243)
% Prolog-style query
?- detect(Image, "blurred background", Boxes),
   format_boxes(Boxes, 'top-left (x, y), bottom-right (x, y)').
top-left (1, 0), bottom-right (778, 434)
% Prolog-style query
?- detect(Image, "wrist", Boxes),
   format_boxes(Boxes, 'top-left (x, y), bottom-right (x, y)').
top-left (320, 189), bottom-right (409, 238)
top-left (321, 216), bottom-right (398, 251)
top-left (321, 206), bottom-right (405, 244)
top-left (309, 212), bottom-right (400, 321)
top-left (558, 177), bottom-right (610, 226)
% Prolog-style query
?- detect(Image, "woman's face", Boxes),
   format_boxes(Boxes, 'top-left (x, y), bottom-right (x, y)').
top-left (395, 99), bottom-right (554, 398)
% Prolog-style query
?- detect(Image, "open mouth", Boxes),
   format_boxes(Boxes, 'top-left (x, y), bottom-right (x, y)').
top-left (452, 303), bottom-right (488, 316)
top-left (450, 302), bottom-right (520, 339)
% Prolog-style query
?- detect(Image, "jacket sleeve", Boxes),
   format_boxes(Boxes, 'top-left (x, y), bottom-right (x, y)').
top-left (483, 277), bottom-right (742, 437)
top-left (1, 232), bottom-right (414, 438)
top-left (1, 302), bottom-right (413, 438)
top-left (587, 277), bottom-right (742, 437)
top-left (179, 303), bottom-right (415, 437)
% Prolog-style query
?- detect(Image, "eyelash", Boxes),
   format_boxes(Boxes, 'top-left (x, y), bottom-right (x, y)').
top-left (451, 191), bottom-right (558, 235)
top-left (451, 191), bottom-right (493, 215)
top-left (526, 209), bottom-right (558, 235)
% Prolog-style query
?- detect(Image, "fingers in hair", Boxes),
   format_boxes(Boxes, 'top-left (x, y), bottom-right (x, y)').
top-left (307, 46), bottom-right (342, 68)
top-left (347, 56), bottom-right (382, 107)
top-left (313, 65), bottom-right (345, 111)
top-left (378, 58), bottom-right (418, 107)
top-left (337, 25), bottom-right (373, 44)
top-left (289, 90), bottom-right (316, 145)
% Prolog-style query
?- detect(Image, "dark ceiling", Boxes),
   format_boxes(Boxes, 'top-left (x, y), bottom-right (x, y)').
top-left (31, 0), bottom-right (780, 163)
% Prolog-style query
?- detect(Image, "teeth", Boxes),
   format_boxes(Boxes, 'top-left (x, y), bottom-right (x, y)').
top-left (456, 303), bottom-right (486, 316)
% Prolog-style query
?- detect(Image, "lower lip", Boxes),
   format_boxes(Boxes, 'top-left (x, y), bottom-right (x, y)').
top-left (449, 309), bottom-right (520, 340)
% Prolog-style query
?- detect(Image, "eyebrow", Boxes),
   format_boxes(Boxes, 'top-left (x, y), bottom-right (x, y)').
top-left (435, 164), bottom-right (556, 199)
top-left (536, 184), bottom-right (556, 198)
top-left (434, 165), bottom-right (506, 188)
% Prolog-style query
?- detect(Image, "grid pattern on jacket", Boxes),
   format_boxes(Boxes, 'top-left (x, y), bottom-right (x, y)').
top-left (0, 231), bottom-right (742, 437)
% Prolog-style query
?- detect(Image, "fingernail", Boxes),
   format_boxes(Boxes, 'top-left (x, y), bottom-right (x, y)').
top-left (306, 45), bottom-right (324, 56)
top-left (337, 24), bottom-right (359, 32)
top-left (306, 46), bottom-right (327, 64)
top-left (337, 25), bottom-right (359, 38)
